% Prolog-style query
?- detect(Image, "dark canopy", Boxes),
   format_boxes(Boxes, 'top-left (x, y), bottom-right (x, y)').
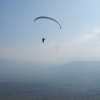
top-left (34, 16), bottom-right (61, 29)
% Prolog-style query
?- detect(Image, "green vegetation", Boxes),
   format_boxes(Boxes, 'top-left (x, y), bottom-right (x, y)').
top-left (0, 82), bottom-right (100, 100)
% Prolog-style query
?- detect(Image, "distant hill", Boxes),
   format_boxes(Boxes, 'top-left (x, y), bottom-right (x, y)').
top-left (0, 58), bottom-right (49, 81)
top-left (0, 58), bottom-right (100, 83)
top-left (38, 61), bottom-right (100, 83)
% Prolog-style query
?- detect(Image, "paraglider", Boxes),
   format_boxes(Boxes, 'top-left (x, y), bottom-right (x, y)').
top-left (42, 38), bottom-right (45, 43)
top-left (34, 16), bottom-right (61, 43)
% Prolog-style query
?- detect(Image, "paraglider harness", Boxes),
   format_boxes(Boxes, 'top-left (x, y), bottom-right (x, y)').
top-left (42, 38), bottom-right (45, 43)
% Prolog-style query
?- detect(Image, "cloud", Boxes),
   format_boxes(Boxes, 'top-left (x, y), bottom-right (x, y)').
top-left (1, 28), bottom-right (100, 63)
top-left (1, 40), bottom-right (100, 63)
top-left (0, 42), bottom-right (71, 62)
top-left (75, 28), bottom-right (100, 43)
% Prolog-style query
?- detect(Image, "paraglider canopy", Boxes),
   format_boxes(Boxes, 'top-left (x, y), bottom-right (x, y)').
top-left (34, 16), bottom-right (61, 29)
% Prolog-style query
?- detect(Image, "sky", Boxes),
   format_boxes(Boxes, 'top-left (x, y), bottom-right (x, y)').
top-left (1, 0), bottom-right (100, 63)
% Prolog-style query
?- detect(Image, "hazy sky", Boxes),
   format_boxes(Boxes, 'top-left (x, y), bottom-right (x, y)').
top-left (1, 0), bottom-right (100, 63)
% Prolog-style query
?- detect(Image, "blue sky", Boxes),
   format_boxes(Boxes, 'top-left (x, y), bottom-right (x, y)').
top-left (1, 0), bottom-right (100, 63)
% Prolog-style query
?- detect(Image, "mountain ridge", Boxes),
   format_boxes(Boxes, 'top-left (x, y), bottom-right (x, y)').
top-left (0, 58), bottom-right (100, 83)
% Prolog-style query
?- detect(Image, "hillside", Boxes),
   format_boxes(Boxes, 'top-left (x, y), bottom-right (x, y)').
top-left (0, 59), bottom-right (100, 83)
